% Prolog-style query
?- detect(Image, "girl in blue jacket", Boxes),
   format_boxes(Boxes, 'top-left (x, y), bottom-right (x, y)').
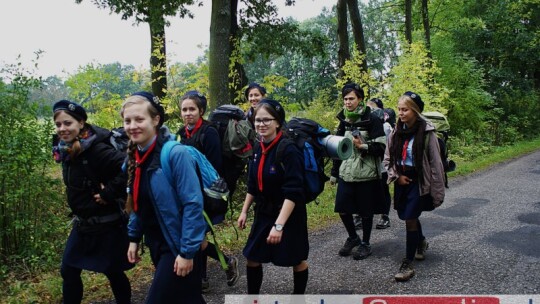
top-left (122, 92), bottom-right (207, 303)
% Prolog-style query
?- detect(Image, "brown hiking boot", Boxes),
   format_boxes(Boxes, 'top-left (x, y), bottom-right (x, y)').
top-left (415, 239), bottom-right (429, 261)
top-left (395, 259), bottom-right (415, 282)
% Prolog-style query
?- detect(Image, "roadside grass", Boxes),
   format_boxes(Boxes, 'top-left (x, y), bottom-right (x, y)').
top-left (2, 137), bottom-right (540, 303)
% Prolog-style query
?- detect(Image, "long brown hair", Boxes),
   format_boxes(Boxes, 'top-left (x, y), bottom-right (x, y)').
top-left (121, 95), bottom-right (161, 212)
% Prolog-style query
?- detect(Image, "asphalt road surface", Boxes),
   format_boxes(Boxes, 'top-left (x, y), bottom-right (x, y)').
top-left (103, 150), bottom-right (540, 303)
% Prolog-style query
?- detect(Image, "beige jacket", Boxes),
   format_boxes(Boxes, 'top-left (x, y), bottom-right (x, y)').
top-left (383, 120), bottom-right (445, 207)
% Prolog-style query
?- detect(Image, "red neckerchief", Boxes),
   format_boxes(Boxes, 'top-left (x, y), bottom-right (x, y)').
top-left (402, 138), bottom-right (410, 171)
top-left (184, 118), bottom-right (203, 139)
top-left (257, 131), bottom-right (283, 192)
top-left (133, 139), bottom-right (157, 211)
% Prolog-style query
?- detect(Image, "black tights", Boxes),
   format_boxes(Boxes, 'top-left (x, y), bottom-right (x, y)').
top-left (339, 213), bottom-right (373, 244)
top-left (405, 219), bottom-right (425, 261)
top-left (61, 264), bottom-right (131, 304)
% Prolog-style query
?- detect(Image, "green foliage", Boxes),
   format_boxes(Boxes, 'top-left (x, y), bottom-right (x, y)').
top-left (338, 46), bottom-right (378, 98)
top-left (0, 61), bottom-right (66, 282)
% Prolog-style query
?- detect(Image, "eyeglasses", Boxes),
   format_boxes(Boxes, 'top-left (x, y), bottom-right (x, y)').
top-left (254, 118), bottom-right (275, 126)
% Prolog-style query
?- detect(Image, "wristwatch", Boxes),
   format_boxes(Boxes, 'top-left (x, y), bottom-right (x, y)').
top-left (274, 224), bottom-right (284, 231)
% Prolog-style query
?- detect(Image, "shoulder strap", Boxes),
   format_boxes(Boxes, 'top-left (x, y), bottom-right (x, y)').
top-left (275, 138), bottom-right (296, 165)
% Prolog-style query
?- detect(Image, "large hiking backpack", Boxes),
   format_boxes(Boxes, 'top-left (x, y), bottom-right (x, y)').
top-left (108, 127), bottom-right (130, 152)
top-left (276, 117), bottom-right (332, 203)
top-left (423, 111), bottom-right (456, 188)
top-left (208, 104), bottom-right (256, 159)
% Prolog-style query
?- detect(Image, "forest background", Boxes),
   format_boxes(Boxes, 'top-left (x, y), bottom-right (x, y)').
top-left (1, 0), bottom-right (539, 302)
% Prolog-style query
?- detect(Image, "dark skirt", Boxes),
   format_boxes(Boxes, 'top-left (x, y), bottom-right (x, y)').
top-left (393, 170), bottom-right (434, 220)
top-left (243, 203), bottom-right (308, 267)
top-left (62, 222), bottom-right (133, 273)
top-left (334, 178), bottom-right (385, 216)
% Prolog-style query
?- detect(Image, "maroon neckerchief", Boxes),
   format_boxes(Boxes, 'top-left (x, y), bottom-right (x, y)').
top-left (402, 138), bottom-right (410, 172)
top-left (184, 118), bottom-right (203, 139)
top-left (133, 139), bottom-right (157, 211)
top-left (257, 131), bottom-right (283, 192)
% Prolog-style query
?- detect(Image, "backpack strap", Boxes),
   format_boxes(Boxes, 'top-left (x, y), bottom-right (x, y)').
top-left (160, 140), bottom-right (228, 270)
top-left (275, 138), bottom-right (297, 167)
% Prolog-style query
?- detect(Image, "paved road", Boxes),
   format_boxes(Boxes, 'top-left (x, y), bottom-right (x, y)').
top-left (105, 150), bottom-right (540, 303)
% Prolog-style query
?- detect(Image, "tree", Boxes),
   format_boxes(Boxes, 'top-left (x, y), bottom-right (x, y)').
top-left (404, 0), bottom-right (412, 44)
top-left (76, 0), bottom-right (199, 98)
top-left (337, 0), bottom-right (351, 78)
top-left (421, 0), bottom-right (431, 58)
top-left (347, 0), bottom-right (368, 72)
top-left (209, 0), bottom-right (232, 108)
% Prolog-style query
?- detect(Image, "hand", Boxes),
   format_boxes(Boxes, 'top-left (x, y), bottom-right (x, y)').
top-left (127, 242), bottom-right (141, 264)
top-left (237, 211), bottom-right (248, 230)
top-left (397, 175), bottom-right (413, 186)
top-left (174, 255), bottom-right (193, 277)
top-left (329, 176), bottom-right (337, 186)
top-left (266, 227), bottom-right (283, 245)
top-left (93, 193), bottom-right (108, 205)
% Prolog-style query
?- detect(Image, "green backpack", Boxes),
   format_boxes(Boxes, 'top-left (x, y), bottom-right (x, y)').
top-left (423, 111), bottom-right (456, 187)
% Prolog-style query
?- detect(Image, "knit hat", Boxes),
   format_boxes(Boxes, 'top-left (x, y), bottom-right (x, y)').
top-left (53, 100), bottom-right (87, 121)
top-left (259, 99), bottom-right (285, 124)
top-left (182, 90), bottom-right (208, 115)
top-left (131, 91), bottom-right (166, 126)
top-left (404, 91), bottom-right (424, 113)
top-left (244, 82), bottom-right (267, 99)
top-left (341, 83), bottom-right (365, 99)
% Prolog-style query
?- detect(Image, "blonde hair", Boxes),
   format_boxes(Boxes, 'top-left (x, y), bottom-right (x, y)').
top-left (121, 95), bottom-right (161, 212)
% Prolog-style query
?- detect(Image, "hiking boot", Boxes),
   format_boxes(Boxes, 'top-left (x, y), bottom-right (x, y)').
top-left (353, 215), bottom-right (362, 229)
top-left (415, 239), bottom-right (429, 261)
top-left (201, 277), bottom-right (210, 293)
top-left (375, 215), bottom-right (390, 229)
top-left (338, 236), bottom-right (361, 256)
top-left (225, 256), bottom-right (240, 286)
top-left (395, 259), bottom-right (415, 282)
top-left (352, 243), bottom-right (372, 260)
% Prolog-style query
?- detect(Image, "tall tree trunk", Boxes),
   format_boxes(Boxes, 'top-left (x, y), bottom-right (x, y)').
top-left (228, 0), bottom-right (247, 104)
top-left (421, 0), bottom-right (432, 59)
top-left (209, 0), bottom-right (232, 108)
top-left (347, 0), bottom-right (368, 73)
top-left (149, 15), bottom-right (167, 99)
top-left (337, 0), bottom-right (350, 79)
top-left (405, 0), bottom-right (413, 45)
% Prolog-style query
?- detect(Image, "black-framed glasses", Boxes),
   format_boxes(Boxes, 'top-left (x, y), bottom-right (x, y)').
top-left (254, 118), bottom-right (275, 126)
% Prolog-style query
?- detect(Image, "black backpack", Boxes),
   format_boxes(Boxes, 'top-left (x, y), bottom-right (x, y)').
top-left (276, 117), bottom-right (331, 203)
top-left (108, 127), bottom-right (129, 153)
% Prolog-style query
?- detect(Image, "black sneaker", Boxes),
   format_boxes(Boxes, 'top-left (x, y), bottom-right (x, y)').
top-left (338, 236), bottom-right (361, 256)
top-left (395, 258), bottom-right (415, 282)
top-left (415, 239), bottom-right (429, 261)
top-left (352, 243), bottom-right (372, 260)
top-left (375, 216), bottom-right (390, 229)
top-left (353, 215), bottom-right (362, 229)
top-left (225, 256), bottom-right (240, 286)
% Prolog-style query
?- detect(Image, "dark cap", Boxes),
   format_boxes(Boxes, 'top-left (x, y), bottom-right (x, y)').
top-left (244, 82), bottom-right (267, 99)
top-left (131, 91), bottom-right (166, 126)
top-left (341, 83), bottom-right (365, 99)
top-left (259, 98), bottom-right (285, 124)
top-left (182, 90), bottom-right (207, 114)
top-left (53, 100), bottom-right (87, 121)
top-left (370, 98), bottom-right (384, 109)
top-left (404, 91), bottom-right (424, 113)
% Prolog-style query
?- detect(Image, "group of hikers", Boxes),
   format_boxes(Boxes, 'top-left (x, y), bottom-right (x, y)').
top-left (52, 82), bottom-right (446, 303)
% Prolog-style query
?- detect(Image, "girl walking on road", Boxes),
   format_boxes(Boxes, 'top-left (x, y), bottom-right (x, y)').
top-left (123, 92), bottom-right (207, 303)
top-left (330, 83), bottom-right (387, 261)
top-left (53, 100), bottom-right (132, 304)
top-left (384, 91), bottom-right (445, 282)
top-left (237, 99), bottom-right (309, 294)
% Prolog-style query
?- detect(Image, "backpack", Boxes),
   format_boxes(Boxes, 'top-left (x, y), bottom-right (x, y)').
top-left (160, 140), bottom-right (229, 270)
top-left (160, 140), bottom-right (229, 216)
top-left (108, 127), bottom-right (130, 152)
top-left (423, 111), bottom-right (457, 188)
top-left (276, 117), bottom-right (331, 203)
top-left (208, 104), bottom-right (256, 159)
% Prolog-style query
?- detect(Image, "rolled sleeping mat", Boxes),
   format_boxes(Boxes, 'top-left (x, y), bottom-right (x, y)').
top-left (320, 135), bottom-right (353, 160)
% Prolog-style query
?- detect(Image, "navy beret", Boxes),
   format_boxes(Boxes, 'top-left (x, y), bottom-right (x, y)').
top-left (342, 83), bottom-right (365, 99)
top-left (245, 82), bottom-right (267, 99)
top-left (182, 90), bottom-right (207, 114)
top-left (259, 98), bottom-right (285, 124)
top-left (53, 100), bottom-right (87, 121)
top-left (404, 91), bottom-right (424, 113)
top-left (131, 91), bottom-right (166, 126)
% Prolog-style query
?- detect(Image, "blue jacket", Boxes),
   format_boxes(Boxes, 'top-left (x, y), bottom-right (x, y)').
top-left (128, 131), bottom-right (206, 259)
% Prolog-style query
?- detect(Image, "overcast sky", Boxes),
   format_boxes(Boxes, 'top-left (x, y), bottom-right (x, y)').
top-left (0, 0), bottom-right (332, 78)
